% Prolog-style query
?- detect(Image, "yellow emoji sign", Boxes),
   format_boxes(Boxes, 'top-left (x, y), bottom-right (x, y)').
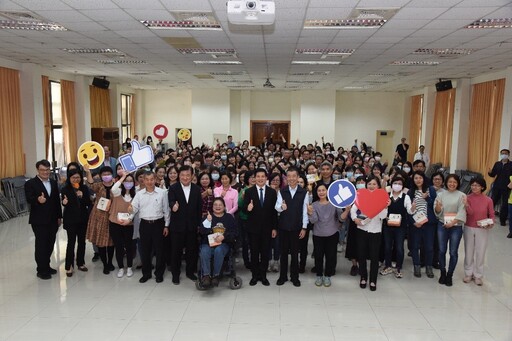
top-left (77, 141), bottom-right (105, 170)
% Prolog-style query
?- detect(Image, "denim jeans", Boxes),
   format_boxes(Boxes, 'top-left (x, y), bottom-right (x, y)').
top-left (200, 243), bottom-right (230, 277)
top-left (383, 226), bottom-right (405, 269)
top-left (437, 223), bottom-right (463, 273)
top-left (410, 222), bottom-right (436, 266)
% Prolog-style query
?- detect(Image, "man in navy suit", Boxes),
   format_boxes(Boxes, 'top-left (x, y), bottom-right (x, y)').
top-left (243, 168), bottom-right (278, 286)
top-left (168, 165), bottom-right (202, 284)
top-left (24, 160), bottom-right (62, 279)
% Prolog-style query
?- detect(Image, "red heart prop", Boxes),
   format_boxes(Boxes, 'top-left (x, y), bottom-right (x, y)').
top-left (355, 189), bottom-right (389, 219)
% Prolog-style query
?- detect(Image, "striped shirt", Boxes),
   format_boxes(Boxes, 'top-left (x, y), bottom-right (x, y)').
top-left (413, 190), bottom-right (428, 216)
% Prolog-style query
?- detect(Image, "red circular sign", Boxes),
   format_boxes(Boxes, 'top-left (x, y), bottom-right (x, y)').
top-left (153, 124), bottom-right (168, 139)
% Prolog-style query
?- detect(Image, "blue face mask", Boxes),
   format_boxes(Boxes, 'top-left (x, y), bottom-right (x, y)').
top-left (356, 183), bottom-right (365, 189)
top-left (332, 174), bottom-right (341, 180)
top-left (346, 172), bottom-right (354, 178)
top-left (211, 173), bottom-right (220, 181)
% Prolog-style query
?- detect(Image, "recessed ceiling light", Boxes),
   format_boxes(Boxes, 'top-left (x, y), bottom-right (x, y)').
top-left (292, 61), bottom-right (341, 65)
top-left (219, 80), bottom-right (253, 83)
top-left (305, 8), bottom-right (398, 29)
top-left (193, 74), bottom-right (215, 79)
top-left (286, 80), bottom-right (320, 84)
top-left (390, 60), bottom-right (440, 66)
top-left (0, 20), bottom-right (67, 31)
top-left (193, 60), bottom-right (242, 65)
top-left (178, 48), bottom-right (236, 55)
top-left (63, 48), bottom-right (125, 55)
top-left (343, 86), bottom-right (373, 89)
top-left (465, 18), bottom-right (512, 29)
top-left (227, 85), bottom-right (255, 88)
top-left (97, 60), bottom-right (147, 64)
top-left (209, 71), bottom-right (247, 76)
top-left (368, 73), bottom-right (394, 77)
top-left (295, 48), bottom-right (355, 56)
top-left (141, 11), bottom-right (221, 30)
top-left (413, 48), bottom-right (475, 56)
top-left (289, 71), bottom-right (331, 76)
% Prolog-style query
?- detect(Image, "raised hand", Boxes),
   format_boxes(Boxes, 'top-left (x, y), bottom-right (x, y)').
top-left (207, 188), bottom-right (213, 196)
top-left (76, 190), bottom-right (83, 198)
top-left (38, 192), bottom-right (46, 204)
top-left (172, 201), bottom-right (179, 212)
top-left (461, 195), bottom-right (468, 206)
top-left (435, 199), bottom-right (443, 213)
top-left (62, 195), bottom-right (68, 205)
top-left (207, 211), bottom-right (212, 221)
top-left (247, 199), bottom-right (254, 212)
top-left (281, 199), bottom-right (287, 211)
top-left (307, 203), bottom-right (313, 216)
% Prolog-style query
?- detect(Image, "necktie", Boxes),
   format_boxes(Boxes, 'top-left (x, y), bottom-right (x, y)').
top-left (259, 188), bottom-right (264, 207)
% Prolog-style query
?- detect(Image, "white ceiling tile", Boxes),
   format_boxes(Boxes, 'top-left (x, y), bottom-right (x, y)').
top-left (80, 9), bottom-right (133, 21)
top-left (35, 10), bottom-right (91, 23)
top-left (124, 9), bottom-right (174, 20)
top-left (12, 0), bottom-right (72, 10)
top-left (437, 7), bottom-right (501, 19)
top-left (308, 0), bottom-right (359, 8)
top-left (111, 0), bottom-right (166, 10)
top-left (305, 7), bottom-right (352, 19)
top-left (63, 0), bottom-right (119, 10)
top-left (456, 0), bottom-right (512, 7)
top-left (407, 0), bottom-right (464, 8)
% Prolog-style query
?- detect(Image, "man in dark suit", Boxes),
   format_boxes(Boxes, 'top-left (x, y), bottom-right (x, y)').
top-left (168, 165), bottom-right (202, 284)
top-left (488, 148), bottom-right (512, 226)
top-left (24, 159), bottom-right (62, 279)
top-left (243, 168), bottom-right (278, 286)
top-left (275, 167), bottom-right (309, 287)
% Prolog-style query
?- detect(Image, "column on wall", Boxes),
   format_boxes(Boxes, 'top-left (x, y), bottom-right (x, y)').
top-left (20, 63), bottom-right (46, 177)
top-left (499, 66), bottom-right (512, 150)
top-left (191, 89), bottom-right (231, 145)
top-left (450, 79), bottom-right (471, 170)
top-left (74, 76), bottom-right (91, 144)
top-left (421, 86), bottom-right (436, 152)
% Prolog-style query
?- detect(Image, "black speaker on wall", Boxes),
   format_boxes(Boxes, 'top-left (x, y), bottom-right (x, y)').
top-left (435, 80), bottom-right (452, 92)
top-left (92, 77), bottom-right (110, 89)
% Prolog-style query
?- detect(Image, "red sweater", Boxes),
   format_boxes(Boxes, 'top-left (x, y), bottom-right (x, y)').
top-left (465, 193), bottom-right (494, 228)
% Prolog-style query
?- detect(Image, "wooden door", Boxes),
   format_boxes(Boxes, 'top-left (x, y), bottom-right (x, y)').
top-left (250, 121), bottom-right (290, 147)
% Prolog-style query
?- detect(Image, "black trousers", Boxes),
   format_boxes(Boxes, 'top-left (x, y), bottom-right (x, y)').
top-left (140, 218), bottom-right (165, 278)
top-left (249, 232), bottom-right (271, 280)
top-left (170, 230), bottom-right (198, 278)
top-left (65, 223), bottom-right (87, 270)
top-left (109, 222), bottom-right (134, 268)
top-left (279, 229), bottom-right (300, 281)
top-left (299, 228), bottom-right (310, 270)
top-left (313, 232), bottom-right (339, 277)
top-left (356, 229), bottom-right (381, 284)
top-left (31, 223), bottom-right (58, 274)
top-left (492, 186), bottom-right (510, 224)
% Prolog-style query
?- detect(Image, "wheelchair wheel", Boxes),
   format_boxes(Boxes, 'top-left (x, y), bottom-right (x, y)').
top-left (229, 276), bottom-right (243, 290)
top-left (195, 280), bottom-right (207, 291)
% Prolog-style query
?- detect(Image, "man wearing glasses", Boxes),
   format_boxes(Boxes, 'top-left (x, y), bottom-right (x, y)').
top-left (25, 160), bottom-right (62, 279)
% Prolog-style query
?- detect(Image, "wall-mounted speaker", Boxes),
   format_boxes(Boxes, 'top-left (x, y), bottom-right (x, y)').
top-left (92, 77), bottom-right (110, 89)
top-left (435, 80), bottom-right (452, 92)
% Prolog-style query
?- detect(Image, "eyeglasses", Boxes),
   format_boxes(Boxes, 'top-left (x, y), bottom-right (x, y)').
top-left (38, 168), bottom-right (51, 172)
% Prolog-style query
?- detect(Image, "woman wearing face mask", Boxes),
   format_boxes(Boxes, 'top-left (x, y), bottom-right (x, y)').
top-left (214, 172), bottom-right (238, 216)
top-left (351, 175), bottom-right (390, 291)
top-left (61, 168), bottom-right (92, 277)
top-left (210, 167), bottom-right (222, 188)
top-left (109, 170), bottom-right (136, 278)
top-left (332, 167), bottom-right (343, 181)
top-left (434, 174), bottom-right (467, 287)
top-left (380, 177), bottom-right (414, 279)
top-left (408, 171), bottom-right (438, 279)
top-left (84, 166), bottom-right (116, 274)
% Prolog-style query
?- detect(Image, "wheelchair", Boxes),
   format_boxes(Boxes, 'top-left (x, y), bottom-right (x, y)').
top-left (195, 244), bottom-right (243, 291)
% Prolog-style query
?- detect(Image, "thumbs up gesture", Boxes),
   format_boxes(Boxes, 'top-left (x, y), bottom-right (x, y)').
top-left (411, 201), bottom-right (416, 213)
top-left (307, 203), bottom-right (313, 215)
top-left (207, 211), bottom-right (212, 222)
top-left (38, 192), bottom-right (46, 204)
top-left (62, 195), bottom-right (68, 205)
top-left (435, 199), bottom-right (443, 212)
top-left (248, 199), bottom-right (254, 212)
top-left (172, 201), bottom-right (179, 212)
top-left (281, 199), bottom-right (287, 211)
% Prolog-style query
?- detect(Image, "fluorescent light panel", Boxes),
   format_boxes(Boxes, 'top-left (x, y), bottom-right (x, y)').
top-left (465, 18), bottom-right (512, 29)
top-left (0, 20), bottom-right (67, 30)
top-left (193, 60), bottom-right (242, 65)
top-left (140, 20), bottom-right (221, 30)
top-left (305, 19), bottom-right (385, 29)
top-left (63, 48), bottom-right (124, 55)
top-left (295, 48), bottom-right (355, 56)
top-left (97, 60), bottom-right (147, 64)
top-left (390, 60), bottom-right (440, 66)
top-left (292, 61), bottom-right (341, 65)
top-left (178, 48), bottom-right (237, 55)
top-left (413, 48), bottom-right (475, 55)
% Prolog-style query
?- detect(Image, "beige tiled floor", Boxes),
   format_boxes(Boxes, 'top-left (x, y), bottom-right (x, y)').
top-left (1, 215), bottom-right (511, 341)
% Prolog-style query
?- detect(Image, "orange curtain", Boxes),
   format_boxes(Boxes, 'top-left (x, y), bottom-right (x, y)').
top-left (61, 80), bottom-right (78, 163)
top-left (468, 79), bottom-right (506, 186)
top-left (408, 95), bottom-right (423, 161)
top-left (0, 67), bottom-right (25, 178)
top-left (430, 88), bottom-right (456, 166)
top-left (129, 94), bottom-right (136, 138)
top-left (89, 85), bottom-right (112, 127)
top-left (41, 75), bottom-right (51, 157)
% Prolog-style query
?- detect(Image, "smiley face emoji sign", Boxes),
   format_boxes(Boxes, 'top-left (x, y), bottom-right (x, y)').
top-left (77, 141), bottom-right (105, 170)
top-left (177, 128), bottom-right (191, 141)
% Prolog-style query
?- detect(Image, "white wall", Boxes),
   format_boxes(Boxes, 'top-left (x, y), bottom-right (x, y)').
top-left (250, 91), bottom-right (292, 121)
top-left (141, 89), bottom-right (191, 147)
top-left (191, 89), bottom-right (231, 146)
top-left (335, 92), bottom-right (407, 150)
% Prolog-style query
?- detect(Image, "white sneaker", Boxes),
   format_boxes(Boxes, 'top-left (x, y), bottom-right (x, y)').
top-left (337, 243), bottom-right (344, 253)
top-left (272, 261), bottom-right (280, 273)
top-left (267, 260), bottom-right (274, 272)
top-left (126, 267), bottom-right (133, 277)
top-left (117, 268), bottom-right (125, 278)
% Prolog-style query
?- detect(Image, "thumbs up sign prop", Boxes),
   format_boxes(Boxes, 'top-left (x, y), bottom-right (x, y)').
top-left (118, 140), bottom-right (154, 172)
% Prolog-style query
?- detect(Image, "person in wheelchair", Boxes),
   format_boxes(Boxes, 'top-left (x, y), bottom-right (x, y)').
top-left (199, 197), bottom-right (237, 287)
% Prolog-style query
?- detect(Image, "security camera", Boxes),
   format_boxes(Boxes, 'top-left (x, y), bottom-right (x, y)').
top-left (246, 1), bottom-right (256, 9)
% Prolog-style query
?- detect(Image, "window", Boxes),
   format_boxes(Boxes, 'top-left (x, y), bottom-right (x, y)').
top-left (121, 94), bottom-right (131, 143)
top-left (47, 81), bottom-right (65, 168)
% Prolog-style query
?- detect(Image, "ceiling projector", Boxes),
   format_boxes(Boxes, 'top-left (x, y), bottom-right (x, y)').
top-left (227, 0), bottom-right (275, 25)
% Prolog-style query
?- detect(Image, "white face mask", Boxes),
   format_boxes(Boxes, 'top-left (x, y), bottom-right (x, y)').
top-left (356, 183), bottom-right (365, 190)
top-left (500, 154), bottom-right (509, 160)
top-left (375, 156), bottom-right (381, 162)
top-left (392, 184), bottom-right (403, 192)
top-left (403, 167), bottom-right (411, 173)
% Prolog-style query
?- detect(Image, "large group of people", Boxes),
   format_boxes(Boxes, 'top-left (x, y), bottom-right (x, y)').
top-left (24, 134), bottom-right (504, 291)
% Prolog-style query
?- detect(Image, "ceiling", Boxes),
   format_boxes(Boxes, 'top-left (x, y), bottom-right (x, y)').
top-left (0, 0), bottom-right (511, 91)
